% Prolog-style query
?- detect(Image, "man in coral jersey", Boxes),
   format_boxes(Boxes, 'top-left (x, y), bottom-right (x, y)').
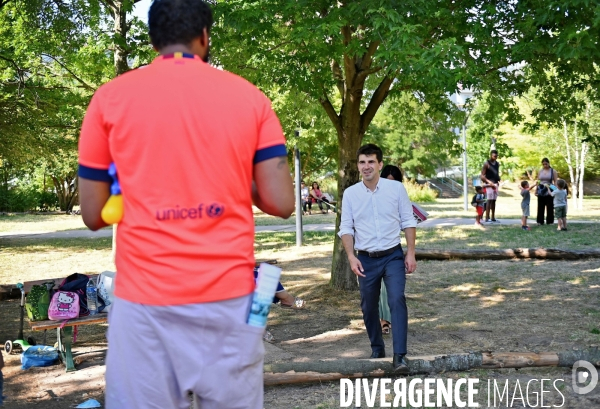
top-left (77, 1), bottom-right (294, 408)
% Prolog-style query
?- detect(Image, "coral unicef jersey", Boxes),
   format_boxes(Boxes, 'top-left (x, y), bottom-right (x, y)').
top-left (78, 54), bottom-right (287, 305)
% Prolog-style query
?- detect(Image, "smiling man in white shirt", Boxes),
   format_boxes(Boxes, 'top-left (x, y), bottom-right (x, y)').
top-left (338, 144), bottom-right (417, 373)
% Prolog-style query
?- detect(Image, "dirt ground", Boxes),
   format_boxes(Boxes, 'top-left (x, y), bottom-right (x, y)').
top-left (2, 244), bottom-right (600, 408)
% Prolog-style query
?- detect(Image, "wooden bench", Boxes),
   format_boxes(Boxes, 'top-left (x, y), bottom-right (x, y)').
top-left (23, 276), bottom-right (108, 372)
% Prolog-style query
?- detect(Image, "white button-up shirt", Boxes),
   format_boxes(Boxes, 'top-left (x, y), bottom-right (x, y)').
top-left (337, 178), bottom-right (417, 252)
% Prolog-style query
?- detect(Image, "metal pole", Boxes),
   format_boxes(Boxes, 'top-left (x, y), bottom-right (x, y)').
top-left (294, 145), bottom-right (303, 246)
top-left (462, 125), bottom-right (468, 211)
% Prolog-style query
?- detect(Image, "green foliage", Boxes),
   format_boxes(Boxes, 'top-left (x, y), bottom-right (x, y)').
top-left (467, 95), bottom-right (514, 179)
top-left (404, 180), bottom-right (437, 203)
top-left (365, 94), bottom-right (462, 177)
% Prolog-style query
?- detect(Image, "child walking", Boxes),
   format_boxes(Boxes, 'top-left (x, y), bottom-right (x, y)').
top-left (520, 180), bottom-right (537, 230)
top-left (472, 186), bottom-right (486, 226)
top-left (550, 179), bottom-right (568, 231)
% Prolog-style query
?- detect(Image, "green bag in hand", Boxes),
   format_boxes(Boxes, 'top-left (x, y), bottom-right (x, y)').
top-left (25, 284), bottom-right (52, 321)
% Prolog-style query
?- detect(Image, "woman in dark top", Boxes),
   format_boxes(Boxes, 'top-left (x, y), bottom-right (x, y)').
top-left (535, 158), bottom-right (558, 225)
top-left (376, 165), bottom-right (403, 334)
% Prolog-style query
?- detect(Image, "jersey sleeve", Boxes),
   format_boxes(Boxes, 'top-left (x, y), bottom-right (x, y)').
top-left (78, 91), bottom-right (112, 182)
top-left (254, 94), bottom-right (287, 164)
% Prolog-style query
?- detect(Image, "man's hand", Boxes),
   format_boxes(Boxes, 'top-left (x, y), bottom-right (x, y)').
top-left (403, 227), bottom-right (417, 274)
top-left (348, 254), bottom-right (365, 277)
top-left (404, 252), bottom-right (417, 274)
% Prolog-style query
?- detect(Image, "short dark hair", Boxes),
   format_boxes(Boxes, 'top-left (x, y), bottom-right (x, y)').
top-left (149, 0), bottom-right (213, 50)
top-left (490, 150), bottom-right (498, 155)
top-left (521, 180), bottom-right (529, 188)
top-left (557, 179), bottom-right (567, 189)
top-left (475, 186), bottom-right (483, 192)
top-left (357, 144), bottom-right (383, 162)
top-left (380, 165), bottom-right (403, 182)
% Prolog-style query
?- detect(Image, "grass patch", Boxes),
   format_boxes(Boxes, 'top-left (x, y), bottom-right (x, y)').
top-left (419, 182), bottom-right (600, 220)
top-left (0, 213), bottom-right (87, 233)
top-left (254, 212), bottom-right (336, 226)
top-left (255, 223), bottom-right (600, 251)
top-left (417, 223), bottom-right (600, 250)
top-left (0, 237), bottom-right (114, 285)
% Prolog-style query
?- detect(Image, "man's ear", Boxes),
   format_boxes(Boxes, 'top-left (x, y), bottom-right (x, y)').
top-left (200, 28), bottom-right (209, 47)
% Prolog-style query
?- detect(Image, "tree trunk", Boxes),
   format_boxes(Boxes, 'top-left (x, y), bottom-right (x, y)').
top-left (322, 30), bottom-right (393, 290)
top-left (330, 134), bottom-right (362, 291)
top-left (563, 119), bottom-right (578, 210)
top-left (263, 348), bottom-right (600, 385)
top-left (110, 0), bottom-right (130, 77)
top-left (579, 142), bottom-right (587, 209)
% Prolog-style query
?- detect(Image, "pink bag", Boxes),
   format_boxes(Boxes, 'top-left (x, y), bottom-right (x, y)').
top-left (48, 291), bottom-right (80, 320)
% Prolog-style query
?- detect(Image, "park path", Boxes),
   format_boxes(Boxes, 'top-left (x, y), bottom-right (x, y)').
top-left (1, 217), bottom-right (592, 240)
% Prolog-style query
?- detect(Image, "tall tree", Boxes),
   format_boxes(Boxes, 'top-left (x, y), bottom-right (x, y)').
top-left (212, 0), bottom-right (600, 290)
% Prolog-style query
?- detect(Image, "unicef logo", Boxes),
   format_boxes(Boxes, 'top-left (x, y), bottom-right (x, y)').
top-left (207, 203), bottom-right (225, 218)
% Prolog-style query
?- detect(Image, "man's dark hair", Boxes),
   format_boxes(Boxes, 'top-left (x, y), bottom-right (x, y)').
top-left (149, 0), bottom-right (213, 50)
top-left (521, 180), bottom-right (529, 188)
top-left (357, 144), bottom-right (383, 162)
top-left (490, 149), bottom-right (498, 156)
top-left (380, 165), bottom-right (403, 182)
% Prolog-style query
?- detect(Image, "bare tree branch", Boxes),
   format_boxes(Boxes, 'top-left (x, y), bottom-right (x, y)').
top-left (331, 60), bottom-right (345, 101)
top-left (358, 40), bottom-right (379, 71)
top-left (42, 53), bottom-right (96, 91)
top-left (319, 92), bottom-right (342, 135)
top-left (356, 66), bottom-right (382, 83)
top-left (360, 76), bottom-right (394, 134)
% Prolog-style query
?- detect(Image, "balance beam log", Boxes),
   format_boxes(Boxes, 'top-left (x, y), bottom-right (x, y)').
top-left (264, 348), bottom-right (600, 386)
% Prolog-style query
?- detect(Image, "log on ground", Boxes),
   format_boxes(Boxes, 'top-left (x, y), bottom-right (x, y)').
top-left (264, 348), bottom-right (600, 386)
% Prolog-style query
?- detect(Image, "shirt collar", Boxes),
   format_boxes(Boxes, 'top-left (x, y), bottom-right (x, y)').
top-left (361, 177), bottom-right (382, 193)
top-left (152, 52), bottom-right (202, 64)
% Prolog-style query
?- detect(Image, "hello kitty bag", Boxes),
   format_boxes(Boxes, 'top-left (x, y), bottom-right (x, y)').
top-left (48, 291), bottom-right (80, 320)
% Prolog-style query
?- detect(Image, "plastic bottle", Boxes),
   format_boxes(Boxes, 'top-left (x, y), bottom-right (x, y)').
top-left (86, 277), bottom-right (98, 315)
top-left (247, 263), bottom-right (282, 328)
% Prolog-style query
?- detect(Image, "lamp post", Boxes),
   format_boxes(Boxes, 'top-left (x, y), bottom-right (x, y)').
top-left (294, 130), bottom-right (303, 247)
top-left (449, 88), bottom-right (474, 211)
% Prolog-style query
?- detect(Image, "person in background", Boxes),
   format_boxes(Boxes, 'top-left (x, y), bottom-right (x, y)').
top-left (480, 150), bottom-right (501, 223)
top-left (535, 158), bottom-right (558, 226)
top-left (339, 144), bottom-right (417, 373)
top-left (520, 180), bottom-right (537, 231)
top-left (550, 179), bottom-right (569, 231)
top-left (77, 1), bottom-right (295, 407)
top-left (310, 182), bottom-right (331, 214)
top-left (300, 181), bottom-right (312, 215)
top-left (473, 186), bottom-right (486, 226)
top-left (377, 165), bottom-right (404, 334)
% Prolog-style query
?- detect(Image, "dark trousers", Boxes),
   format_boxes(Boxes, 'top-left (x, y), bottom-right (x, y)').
top-left (357, 248), bottom-right (407, 355)
top-left (315, 198), bottom-right (329, 211)
top-left (537, 195), bottom-right (554, 225)
top-left (302, 200), bottom-right (312, 212)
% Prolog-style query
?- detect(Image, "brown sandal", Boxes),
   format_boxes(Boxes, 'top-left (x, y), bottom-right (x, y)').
top-left (381, 321), bottom-right (391, 335)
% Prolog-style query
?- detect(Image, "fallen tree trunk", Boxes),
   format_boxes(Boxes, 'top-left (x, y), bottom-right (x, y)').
top-left (414, 248), bottom-right (600, 260)
top-left (264, 348), bottom-right (600, 385)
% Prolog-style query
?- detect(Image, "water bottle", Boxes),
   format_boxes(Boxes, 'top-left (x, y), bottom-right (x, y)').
top-left (247, 263), bottom-right (282, 328)
top-left (86, 277), bottom-right (98, 315)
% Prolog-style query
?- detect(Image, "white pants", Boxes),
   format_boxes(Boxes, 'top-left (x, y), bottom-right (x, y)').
top-left (105, 295), bottom-right (264, 409)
